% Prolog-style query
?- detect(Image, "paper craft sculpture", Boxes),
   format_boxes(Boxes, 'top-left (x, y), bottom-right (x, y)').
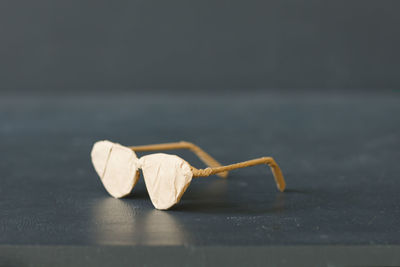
top-left (91, 140), bottom-right (286, 210)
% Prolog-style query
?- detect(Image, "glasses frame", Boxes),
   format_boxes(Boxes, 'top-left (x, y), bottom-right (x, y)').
top-left (91, 140), bottom-right (286, 210)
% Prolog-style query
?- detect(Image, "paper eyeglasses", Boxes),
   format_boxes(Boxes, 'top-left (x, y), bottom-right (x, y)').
top-left (91, 140), bottom-right (286, 210)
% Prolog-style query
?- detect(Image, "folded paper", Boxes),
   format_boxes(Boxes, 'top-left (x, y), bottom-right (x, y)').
top-left (91, 140), bottom-right (286, 210)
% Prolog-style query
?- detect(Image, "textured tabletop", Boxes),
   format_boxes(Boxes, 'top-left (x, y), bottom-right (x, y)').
top-left (0, 91), bottom-right (399, 266)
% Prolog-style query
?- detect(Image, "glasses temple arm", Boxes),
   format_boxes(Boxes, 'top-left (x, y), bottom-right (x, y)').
top-left (129, 141), bottom-right (228, 178)
top-left (191, 157), bottom-right (286, 192)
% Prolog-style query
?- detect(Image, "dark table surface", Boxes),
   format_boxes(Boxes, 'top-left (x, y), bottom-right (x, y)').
top-left (0, 91), bottom-right (399, 266)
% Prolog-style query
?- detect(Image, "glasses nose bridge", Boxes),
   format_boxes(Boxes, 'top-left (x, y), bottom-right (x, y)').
top-left (137, 157), bottom-right (144, 169)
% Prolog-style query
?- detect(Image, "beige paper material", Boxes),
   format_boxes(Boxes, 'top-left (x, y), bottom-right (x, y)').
top-left (139, 153), bottom-right (193, 210)
top-left (91, 140), bottom-right (140, 198)
top-left (91, 139), bottom-right (286, 210)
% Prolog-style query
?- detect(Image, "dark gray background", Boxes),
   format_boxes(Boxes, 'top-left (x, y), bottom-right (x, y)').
top-left (1, 1), bottom-right (400, 266)
top-left (1, 0), bottom-right (399, 92)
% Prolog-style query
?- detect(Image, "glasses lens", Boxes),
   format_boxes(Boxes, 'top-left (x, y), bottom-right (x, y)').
top-left (91, 140), bottom-right (140, 198)
top-left (140, 153), bottom-right (193, 210)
